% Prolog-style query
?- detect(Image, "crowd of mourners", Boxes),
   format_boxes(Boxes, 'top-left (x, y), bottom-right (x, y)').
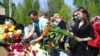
top-left (0, 7), bottom-right (100, 56)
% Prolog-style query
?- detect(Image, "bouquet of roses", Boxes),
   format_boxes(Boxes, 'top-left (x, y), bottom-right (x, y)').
top-left (0, 20), bottom-right (22, 43)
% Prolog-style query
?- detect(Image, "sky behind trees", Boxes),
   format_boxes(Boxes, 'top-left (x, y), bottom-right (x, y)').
top-left (12, 0), bottom-right (74, 11)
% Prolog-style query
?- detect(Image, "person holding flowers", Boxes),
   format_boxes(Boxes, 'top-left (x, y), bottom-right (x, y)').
top-left (23, 10), bottom-right (48, 44)
top-left (53, 13), bottom-right (67, 50)
top-left (71, 7), bottom-right (94, 56)
top-left (23, 10), bottom-right (49, 56)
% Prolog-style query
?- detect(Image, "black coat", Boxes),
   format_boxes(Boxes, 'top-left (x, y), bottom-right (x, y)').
top-left (71, 22), bottom-right (94, 56)
top-left (58, 20), bottom-right (67, 30)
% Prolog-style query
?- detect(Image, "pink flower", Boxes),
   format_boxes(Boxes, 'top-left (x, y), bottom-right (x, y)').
top-left (32, 50), bottom-right (38, 56)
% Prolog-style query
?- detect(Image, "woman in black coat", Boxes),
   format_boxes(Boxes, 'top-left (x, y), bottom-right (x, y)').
top-left (71, 7), bottom-right (94, 56)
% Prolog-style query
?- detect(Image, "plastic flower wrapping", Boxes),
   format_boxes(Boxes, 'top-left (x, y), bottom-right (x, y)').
top-left (0, 21), bottom-right (22, 43)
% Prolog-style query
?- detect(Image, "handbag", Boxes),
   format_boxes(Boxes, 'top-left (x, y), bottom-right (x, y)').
top-left (88, 37), bottom-right (100, 48)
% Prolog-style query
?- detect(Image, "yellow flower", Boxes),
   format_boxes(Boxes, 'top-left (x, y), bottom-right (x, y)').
top-left (2, 24), bottom-right (7, 29)
top-left (14, 29), bottom-right (22, 34)
top-left (8, 25), bottom-right (15, 31)
top-left (0, 28), bottom-right (5, 34)
top-left (2, 33), bottom-right (6, 38)
top-left (0, 34), bottom-right (5, 41)
top-left (14, 30), bottom-right (17, 34)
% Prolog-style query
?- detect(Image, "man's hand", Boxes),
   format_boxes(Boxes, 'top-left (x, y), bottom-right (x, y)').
top-left (30, 40), bottom-right (36, 44)
top-left (30, 36), bottom-right (43, 44)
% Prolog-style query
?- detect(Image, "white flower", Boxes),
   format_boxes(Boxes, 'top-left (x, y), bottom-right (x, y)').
top-left (31, 43), bottom-right (41, 50)
top-left (36, 49), bottom-right (48, 56)
top-left (8, 32), bottom-right (13, 37)
top-left (16, 29), bottom-right (22, 34)
top-left (59, 51), bottom-right (68, 56)
top-left (5, 21), bottom-right (10, 25)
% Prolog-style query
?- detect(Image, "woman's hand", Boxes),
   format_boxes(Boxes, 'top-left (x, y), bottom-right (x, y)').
top-left (76, 37), bottom-right (83, 42)
top-left (76, 37), bottom-right (92, 42)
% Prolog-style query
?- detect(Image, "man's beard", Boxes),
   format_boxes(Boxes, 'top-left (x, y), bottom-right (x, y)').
top-left (33, 19), bottom-right (39, 23)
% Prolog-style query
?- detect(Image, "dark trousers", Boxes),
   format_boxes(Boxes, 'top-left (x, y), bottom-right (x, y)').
top-left (87, 45), bottom-right (99, 56)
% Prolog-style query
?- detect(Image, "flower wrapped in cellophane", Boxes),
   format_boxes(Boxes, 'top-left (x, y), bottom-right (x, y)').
top-left (0, 20), bottom-right (22, 43)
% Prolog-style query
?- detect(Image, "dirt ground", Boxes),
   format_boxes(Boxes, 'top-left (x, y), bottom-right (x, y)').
top-left (0, 46), bottom-right (8, 56)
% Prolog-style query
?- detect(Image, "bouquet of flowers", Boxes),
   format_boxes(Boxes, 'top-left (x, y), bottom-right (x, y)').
top-left (0, 20), bottom-right (22, 43)
top-left (41, 22), bottom-right (76, 54)
top-left (27, 22), bottom-right (76, 56)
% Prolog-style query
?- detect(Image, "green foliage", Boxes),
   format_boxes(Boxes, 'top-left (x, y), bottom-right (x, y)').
top-left (3, 0), bottom-right (17, 17)
top-left (12, 3), bottom-right (17, 17)
top-left (49, 23), bottom-right (75, 39)
top-left (40, 23), bottom-right (76, 53)
top-left (3, 0), bottom-right (72, 25)
top-left (13, 0), bottom-right (40, 25)
top-left (87, 0), bottom-right (100, 17)
top-left (3, 0), bottom-right (9, 16)
top-left (74, 0), bottom-right (89, 8)
top-left (47, 0), bottom-right (64, 16)
top-left (74, 0), bottom-right (100, 17)
top-left (32, 0), bottom-right (40, 11)
top-left (47, 0), bottom-right (72, 22)
top-left (58, 4), bottom-right (71, 22)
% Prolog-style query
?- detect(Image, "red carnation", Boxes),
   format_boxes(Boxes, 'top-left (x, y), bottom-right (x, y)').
top-left (13, 34), bottom-right (20, 40)
top-left (5, 33), bottom-right (10, 40)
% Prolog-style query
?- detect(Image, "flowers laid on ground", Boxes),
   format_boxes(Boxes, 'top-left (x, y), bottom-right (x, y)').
top-left (7, 42), bottom-right (30, 56)
top-left (0, 20), bottom-right (22, 43)
top-left (29, 43), bottom-right (49, 56)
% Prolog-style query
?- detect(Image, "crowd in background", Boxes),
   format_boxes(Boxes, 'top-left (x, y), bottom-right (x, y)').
top-left (22, 7), bottom-right (100, 56)
top-left (0, 7), bottom-right (100, 56)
